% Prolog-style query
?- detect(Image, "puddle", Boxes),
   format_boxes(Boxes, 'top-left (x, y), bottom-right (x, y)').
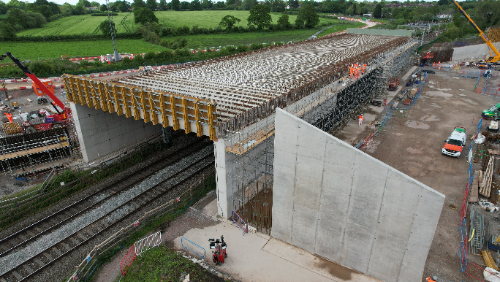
top-left (459, 89), bottom-right (466, 91)
top-left (421, 115), bottom-right (439, 121)
top-left (407, 147), bottom-right (423, 154)
top-left (425, 91), bottom-right (453, 98)
top-left (429, 103), bottom-right (442, 108)
top-left (436, 88), bottom-right (452, 91)
top-left (459, 94), bottom-right (466, 97)
top-left (428, 80), bottom-right (435, 84)
top-left (428, 85), bottom-right (435, 89)
top-left (461, 98), bottom-right (478, 105)
top-left (406, 120), bottom-right (430, 129)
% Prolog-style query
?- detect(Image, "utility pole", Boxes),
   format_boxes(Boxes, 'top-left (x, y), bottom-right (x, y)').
top-left (106, 0), bottom-right (120, 62)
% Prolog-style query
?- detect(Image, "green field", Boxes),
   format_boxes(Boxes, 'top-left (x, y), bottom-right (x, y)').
top-left (17, 11), bottom-right (339, 36)
top-left (316, 21), bottom-right (365, 37)
top-left (3, 28), bottom-right (325, 61)
top-left (1, 39), bottom-right (167, 61)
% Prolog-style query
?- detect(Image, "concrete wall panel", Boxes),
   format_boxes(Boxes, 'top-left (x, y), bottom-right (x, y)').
top-left (452, 42), bottom-right (500, 62)
top-left (71, 102), bottom-right (161, 163)
top-left (272, 108), bottom-right (445, 282)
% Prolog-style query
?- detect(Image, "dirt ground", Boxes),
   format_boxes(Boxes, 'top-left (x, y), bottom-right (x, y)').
top-left (349, 68), bottom-right (499, 281)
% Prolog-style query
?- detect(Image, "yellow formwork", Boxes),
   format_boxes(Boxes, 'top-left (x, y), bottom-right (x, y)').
top-left (63, 74), bottom-right (218, 140)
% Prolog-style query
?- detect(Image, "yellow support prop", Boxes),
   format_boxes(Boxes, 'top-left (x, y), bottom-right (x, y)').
top-left (159, 93), bottom-right (169, 127)
top-left (208, 103), bottom-right (216, 140)
top-left (122, 87), bottom-right (131, 118)
top-left (84, 80), bottom-right (94, 108)
top-left (113, 85), bottom-right (122, 116)
top-left (90, 81), bottom-right (100, 110)
top-left (103, 84), bottom-right (115, 113)
top-left (194, 101), bottom-right (202, 137)
top-left (75, 77), bottom-right (86, 106)
top-left (140, 90), bottom-right (149, 123)
top-left (98, 83), bottom-right (108, 112)
top-left (148, 92), bottom-right (158, 125)
top-left (131, 89), bottom-right (141, 120)
top-left (69, 76), bottom-right (80, 104)
top-left (63, 76), bottom-right (74, 103)
top-left (182, 98), bottom-right (190, 134)
top-left (170, 95), bottom-right (179, 130)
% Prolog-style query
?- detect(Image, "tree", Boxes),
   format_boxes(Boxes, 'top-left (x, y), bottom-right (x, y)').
top-left (180, 1), bottom-right (189, 10)
top-left (219, 14), bottom-right (240, 29)
top-left (201, 0), bottom-right (212, 9)
top-left (373, 3), bottom-right (382, 18)
top-left (0, 2), bottom-right (7, 14)
top-left (288, 0), bottom-right (298, 9)
top-left (277, 14), bottom-right (290, 29)
top-left (100, 4), bottom-right (107, 11)
top-left (159, 0), bottom-right (167, 10)
top-left (172, 0), bottom-right (180, 10)
top-left (133, 0), bottom-right (146, 9)
top-left (297, 4), bottom-right (318, 28)
top-left (0, 21), bottom-right (16, 39)
top-left (190, 0), bottom-right (201, 10)
top-left (99, 19), bottom-right (116, 36)
top-left (437, 0), bottom-right (449, 6)
top-left (90, 1), bottom-right (99, 7)
top-left (134, 7), bottom-right (158, 24)
top-left (265, 0), bottom-right (285, 12)
top-left (247, 4), bottom-right (271, 29)
top-left (146, 0), bottom-right (157, 10)
top-left (242, 0), bottom-right (256, 10)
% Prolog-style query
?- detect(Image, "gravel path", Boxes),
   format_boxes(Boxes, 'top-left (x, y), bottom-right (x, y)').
top-left (0, 145), bottom-right (214, 276)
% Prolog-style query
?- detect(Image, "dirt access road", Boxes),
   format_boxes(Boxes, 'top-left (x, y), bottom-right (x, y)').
top-left (352, 69), bottom-right (497, 281)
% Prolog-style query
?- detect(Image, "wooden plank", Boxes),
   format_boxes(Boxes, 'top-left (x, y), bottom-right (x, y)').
top-left (0, 142), bottom-right (70, 161)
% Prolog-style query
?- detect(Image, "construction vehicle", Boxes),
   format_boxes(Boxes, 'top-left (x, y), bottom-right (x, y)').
top-left (0, 52), bottom-right (70, 134)
top-left (452, 0), bottom-right (500, 64)
top-left (208, 235), bottom-right (227, 265)
top-left (442, 127), bottom-right (467, 158)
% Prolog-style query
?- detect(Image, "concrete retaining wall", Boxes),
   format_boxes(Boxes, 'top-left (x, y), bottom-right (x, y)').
top-left (70, 102), bottom-right (162, 163)
top-left (346, 28), bottom-right (412, 37)
top-left (452, 42), bottom-right (500, 62)
top-left (271, 108), bottom-right (444, 282)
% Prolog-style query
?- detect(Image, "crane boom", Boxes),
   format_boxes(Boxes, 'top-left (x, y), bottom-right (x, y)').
top-left (452, 0), bottom-right (500, 63)
top-left (0, 52), bottom-right (66, 110)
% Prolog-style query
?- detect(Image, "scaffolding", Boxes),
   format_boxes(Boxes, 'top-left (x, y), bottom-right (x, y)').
top-left (0, 127), bottom-right (72, 176)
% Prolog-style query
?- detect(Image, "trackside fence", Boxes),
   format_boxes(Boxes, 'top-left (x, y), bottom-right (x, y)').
top-left (232, 210), bottom-right (248, 234)
top-left (66, 170), bottom-right (215, 282)
top-left (458, 119), bottom-right (482, 273)
top-left (181, 237), bottom-right (206, 259)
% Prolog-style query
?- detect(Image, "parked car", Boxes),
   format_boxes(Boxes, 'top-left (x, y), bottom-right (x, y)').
top-left (482, 103), bottom-right (500, 119)
top-left (442, 127), bottom-right (467, 158)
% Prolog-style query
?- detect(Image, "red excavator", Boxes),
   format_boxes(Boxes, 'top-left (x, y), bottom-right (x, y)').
top-left (0, 52), bottom-right (70, 134)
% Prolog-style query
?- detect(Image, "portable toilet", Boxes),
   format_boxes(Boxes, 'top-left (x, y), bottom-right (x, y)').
top-left (32, 79), bottom-right (55, 97)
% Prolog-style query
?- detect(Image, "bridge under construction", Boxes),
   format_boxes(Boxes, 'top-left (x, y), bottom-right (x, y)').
top-left (63, 29), bottom-right (417, 223)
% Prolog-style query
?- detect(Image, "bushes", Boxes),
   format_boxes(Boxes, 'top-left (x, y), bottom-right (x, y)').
top-left (27, 61), bottom-right (55, 76)
top-left (91, 13), bottom-right (119, 16)
top-left (160, 37), bottom-right (187, 49)
top-left (250, 42), bottom-right (262, 50)
top-left (237, 44), bottom-right (247, 52)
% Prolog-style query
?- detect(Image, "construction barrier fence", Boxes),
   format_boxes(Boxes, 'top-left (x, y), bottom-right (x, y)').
top-left (119, 245), bottom-right (137, 276)
top-left (458, 118), bottom-right (482, 273)
top-left (231, 210), bottom-right (248, 234)
top-left (181, 237), bottom-right (206, 259)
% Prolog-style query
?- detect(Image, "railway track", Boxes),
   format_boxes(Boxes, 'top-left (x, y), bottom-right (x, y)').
top-left (0, 136), bottom-right (215, 282)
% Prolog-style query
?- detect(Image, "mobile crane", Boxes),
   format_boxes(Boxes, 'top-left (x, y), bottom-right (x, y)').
top-left (0, 52), bottom-right (70, 133)
top-left (452, 0), bottom-right (500, 64)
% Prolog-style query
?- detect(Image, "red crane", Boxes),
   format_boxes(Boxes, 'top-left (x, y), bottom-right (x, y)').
top-left (0, 52), bottom-right (70, 123)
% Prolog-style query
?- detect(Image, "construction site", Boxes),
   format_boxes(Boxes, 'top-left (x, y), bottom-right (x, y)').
top-left (4, 22), bottom-right (500, 281)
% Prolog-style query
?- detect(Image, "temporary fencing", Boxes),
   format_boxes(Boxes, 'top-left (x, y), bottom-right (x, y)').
top-left (181, 237), bottom-right (206, 259)
top-left (458, 118), bottom-right (482, 273)
top-left (119, 245), bottom-right (137, 276)
top-left (120, 231), bottom-right (162, 275)
top-left (231, 210), bottom-right (248, 234)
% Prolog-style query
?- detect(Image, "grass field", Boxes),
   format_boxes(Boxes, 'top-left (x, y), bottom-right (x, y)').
top-left (3, 28), bottom-right (323, 61)
top-left (17, 11), bottom-right (340, 36)
top-left (1, 39), bottom-right (167, 61)
top-left (316, 21), bottom-right (365, 37)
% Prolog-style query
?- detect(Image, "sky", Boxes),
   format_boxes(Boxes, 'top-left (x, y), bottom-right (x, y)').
top-left (8, 0), bottom-right (463, 9)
